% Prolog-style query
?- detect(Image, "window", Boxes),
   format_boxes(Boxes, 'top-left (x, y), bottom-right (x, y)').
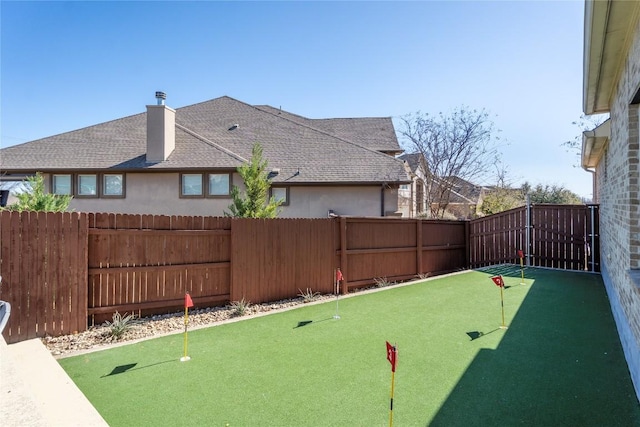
top-left (181, 174), bottom-right (203, 197)
top-left (77, 174), bottom-right (97, 196)
top-left (102, 174), bottom-right (124, 197)
top-left (208, 173), bottom-right (231, 197)
top-left (271, 187), bottom-right (289, 205)
top-left (52, 174), bottom-right (72, 195)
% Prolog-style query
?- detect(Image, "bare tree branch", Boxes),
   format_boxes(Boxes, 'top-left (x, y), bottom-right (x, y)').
top-left (398, 106), bottom-right (501, 218)
top-left (563, 113), bottom-right (609, 167)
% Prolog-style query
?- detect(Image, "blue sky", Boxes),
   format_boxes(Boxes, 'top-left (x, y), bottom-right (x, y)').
top-left (1, 1), bottom-right (593, 197)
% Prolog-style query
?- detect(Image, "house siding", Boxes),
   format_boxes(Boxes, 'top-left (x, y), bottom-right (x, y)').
top-left (596, 15), bottom-right (640, 399)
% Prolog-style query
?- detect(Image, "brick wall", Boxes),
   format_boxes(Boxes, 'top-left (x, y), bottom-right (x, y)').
top-left (596, 16), bottom-right (640, 400)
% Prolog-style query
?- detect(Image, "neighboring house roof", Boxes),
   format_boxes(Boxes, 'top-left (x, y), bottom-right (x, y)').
top-left (0, 96), bottom-right (409, 185)
top-left (255, 105), bottom-right (402, 155)
top-left (425, 175), bottom-right (486, 205)
top-left (583, 1), bottom-right (640, 114)
top-left (397, 152), bottom-right (484, 203)
top-left (397, 153), bottom-right (424, 174)
top-left (436, 176), bottom-right (485, 204)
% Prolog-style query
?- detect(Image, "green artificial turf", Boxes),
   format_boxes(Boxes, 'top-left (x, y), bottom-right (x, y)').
top-left (59, 267), bottom-right (640, 426)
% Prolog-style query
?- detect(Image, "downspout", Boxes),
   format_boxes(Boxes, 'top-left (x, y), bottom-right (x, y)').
top-left (381, 183), bottom-right (385, 216)
top-left (582, 166), bottom-right (597, 203)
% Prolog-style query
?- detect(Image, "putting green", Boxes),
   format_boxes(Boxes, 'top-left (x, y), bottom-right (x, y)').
top-left (60, 268), bottom-right (640, 426)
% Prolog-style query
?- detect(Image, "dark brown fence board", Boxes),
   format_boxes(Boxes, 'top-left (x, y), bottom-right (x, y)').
top-left (0, 212), bottom-right (87, 343)
top-left (470, 207), bottom-right (526, 267)
top-left (339, 218), bottom-right (467, 292)
top-left (231, 218), bottom-right (335, 304)
top-left (34, 214), bottom-right (46, 336)
top-left (86, 213), bottom-right (232, 324)
top-left (469, 204), bottom-right (599, 271)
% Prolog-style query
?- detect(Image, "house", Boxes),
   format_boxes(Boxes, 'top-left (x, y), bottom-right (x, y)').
top-left (582, 0), bottom-right (640, 400)
top-left (435, 175), bottom-right (486, 220)
top-left (0, 94), bottom-right (410, 218)
top-left (398, 152), bottom-right (485, 219)
top-left (397, 153), bottom-right (427, 217)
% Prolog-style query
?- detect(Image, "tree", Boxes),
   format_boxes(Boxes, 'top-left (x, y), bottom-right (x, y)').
top-left (522, 182), bottom-right (583, 204)
top-left (478, 164), bottom-right (522, 215)
top-left (225, 143), bottom-right (282, 218)
top-left (399, 106), bottom-right (501, 219)
top-left (480, 181), bottom-right (583, 216)
top-left (480, 187), bottom-right (525, 215)
top-left (2, 173), bottom-right (72, 212)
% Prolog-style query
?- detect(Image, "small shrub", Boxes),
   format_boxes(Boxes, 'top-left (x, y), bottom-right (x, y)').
top-left (298, 288), bottom-right (320, 303)
top-left (105, 311), bottom-right (134, 340)
top-left (230, 298), bottom-right (250, 317)
top-left (374, 277), bottom-right (394, 288)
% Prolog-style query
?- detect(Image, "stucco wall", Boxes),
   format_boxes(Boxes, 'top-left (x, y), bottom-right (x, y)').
top-left (596, 16), bottom-right (640, 399)
top-left (60, 173), bottom-right (236, 216)
top-left (278, 185), bottom-right (398, 218)
top-left (45, 172), bottom-right (400, 218)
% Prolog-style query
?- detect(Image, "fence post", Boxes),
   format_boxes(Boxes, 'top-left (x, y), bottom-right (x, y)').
top-left (416, 219), bottom-right (423, 275)
top-left (464, 220), bottom-right (471, 268)
top-left (588, 204), bottom-right (597, 272)
top-left (340, 216), bottom-right (348, 294)
top-left (526, 194), bottom-right (531, 267)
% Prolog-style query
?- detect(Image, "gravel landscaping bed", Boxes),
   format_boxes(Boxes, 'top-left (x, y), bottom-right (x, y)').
top-left (43, 294), bottom-right (335, 357)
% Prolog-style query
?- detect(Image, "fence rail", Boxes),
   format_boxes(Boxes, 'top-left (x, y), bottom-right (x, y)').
top-left (0, 205), bottom-right (598, 344)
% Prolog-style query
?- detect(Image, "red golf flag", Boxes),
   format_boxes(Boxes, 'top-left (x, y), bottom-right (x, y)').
top-left (491, 275), bottom-right (505, 288)
top-left (386, 341), bottom-right (397, 372)
top-left (336, 269), bottom-right (343, 282)
top-left (185, 293), bottom-right (194, 308)
top-left (518, 250), bottom-right (524, 258)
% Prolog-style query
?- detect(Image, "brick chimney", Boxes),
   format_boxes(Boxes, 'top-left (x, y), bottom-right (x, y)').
top-left (146, 91), bottom-right (175, 163)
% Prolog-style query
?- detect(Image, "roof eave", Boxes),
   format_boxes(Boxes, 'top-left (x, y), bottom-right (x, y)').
top-left (581, 118), bottom-right (610, 168)
top-left (583, 0), bottom-right (640, 115)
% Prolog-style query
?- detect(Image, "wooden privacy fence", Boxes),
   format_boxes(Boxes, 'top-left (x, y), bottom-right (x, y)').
top-left (338, 217), bottom-right (468, 292)
top-left (0, 205), bottom-right (597, 344)
top-left (0, 212), bottom-right (88, 343)
top-left (469, 204), bottom-right (600, 271)
top-left (87, 213), bottom-right (232, 324)
top-left (231, 218), bottom-right (336, 304)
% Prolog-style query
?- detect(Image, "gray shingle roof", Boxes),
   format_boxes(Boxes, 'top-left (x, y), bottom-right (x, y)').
top-left (255, 105), bottom-right (402, 154)
top-left (0, 96), bottom-right (409, 185)
top-left (398, 153), bottom-right (424, 173)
